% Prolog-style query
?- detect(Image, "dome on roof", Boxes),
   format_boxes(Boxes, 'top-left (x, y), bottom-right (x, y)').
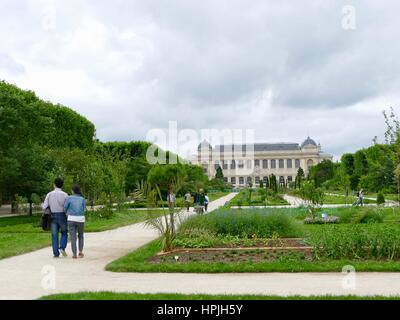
top-left (301, 136), bottom-right (317, 148)
top-left (198, 140), bottom-right (212, 151)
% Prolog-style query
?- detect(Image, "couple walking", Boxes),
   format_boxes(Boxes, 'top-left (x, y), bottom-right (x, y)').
top-left (42, 178), bottom-right (86, 259)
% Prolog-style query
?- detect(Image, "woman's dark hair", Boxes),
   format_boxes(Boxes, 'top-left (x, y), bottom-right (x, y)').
top-left (72, 184), bottom-right (83, 197)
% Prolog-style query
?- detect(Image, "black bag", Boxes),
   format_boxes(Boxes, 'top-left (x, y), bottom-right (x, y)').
top-left (40, 207), bottom-right (53, 231)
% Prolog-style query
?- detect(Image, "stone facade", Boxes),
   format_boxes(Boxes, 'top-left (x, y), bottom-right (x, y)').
top-left (191, 137), bottom-right (333, 187)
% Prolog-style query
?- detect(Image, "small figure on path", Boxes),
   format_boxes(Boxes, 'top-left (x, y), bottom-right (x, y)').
top-left (353, 189), bottom-right (364, 206)
top-left (64, 185), bottom-right (86, 259)
top-left (90, 198), bottom-right (94, 211)
top-left (194, 189), bottom-right (206, 214)
top-left (42, 178), bottom-right (68, 258)
top-left (184, 191), bottom-right (192, 212)
top-left (204, 194), bottom-right (209, 212)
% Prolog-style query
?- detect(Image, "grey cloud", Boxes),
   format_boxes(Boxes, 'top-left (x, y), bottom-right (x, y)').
top-left (0, 0), bottom-right (399, 157)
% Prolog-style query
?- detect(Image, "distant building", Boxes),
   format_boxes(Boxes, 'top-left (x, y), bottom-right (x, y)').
top-left (191, 137), bottom-right (333, 187)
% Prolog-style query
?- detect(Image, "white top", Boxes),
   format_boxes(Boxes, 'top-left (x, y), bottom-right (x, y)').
top-left (67, 215), bottom-right (85, 223)
top-left (42, 188), bottom-right (68, 213)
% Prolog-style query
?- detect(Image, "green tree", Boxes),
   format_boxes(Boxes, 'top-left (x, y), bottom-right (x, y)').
top-left (0, 145), bottom-right (54, 214)
top-left (308, 160), bottom-right (335, 187)
top-left (299, 180), bottom-right (325, 219)
top-left (215, 166), bottom-right (224, 179)
top-left (295, 167), bottom-right (305, 189)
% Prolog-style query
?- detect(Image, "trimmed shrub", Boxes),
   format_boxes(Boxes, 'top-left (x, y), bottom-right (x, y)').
top-left (377, 193), bottom-right (385, 205)
top-left (351, 207), bottom-right (383, 224)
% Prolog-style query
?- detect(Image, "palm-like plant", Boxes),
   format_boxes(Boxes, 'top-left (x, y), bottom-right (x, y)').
top-left (132, 178), bottom-right (184, 252)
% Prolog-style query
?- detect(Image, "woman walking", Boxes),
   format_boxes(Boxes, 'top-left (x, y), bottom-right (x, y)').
top-left (64, 185), bottom-right (86, 259)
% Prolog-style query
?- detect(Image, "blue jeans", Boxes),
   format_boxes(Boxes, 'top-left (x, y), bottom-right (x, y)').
top-left (51, 212), bottom-right (68, 257)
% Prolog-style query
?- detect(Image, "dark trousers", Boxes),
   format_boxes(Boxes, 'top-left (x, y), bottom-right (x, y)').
top-left (51, 212), bottom-right (68, 257)
top-left (68, 221), bottom-right (84, 256)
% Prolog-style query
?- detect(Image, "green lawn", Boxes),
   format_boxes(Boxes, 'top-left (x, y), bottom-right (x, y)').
top-left (39, 292), bottom-right (400, 300)
top-left (0, 233), bottom-right (50, 260)
top-left (0, 191), bottom-right (232, 260)
top-left (106, 238), bottom-right (400, 273)
top-left (367, 193), bottom-right (400, 202)
top-left (228, 191), bottom-right (289, 207)
top-left (0, 209), bottom-right (165, 260)
top-left (324, 194), bottom-right (375, 205)
top-left (106, 206), bottom-right (400, 273)
top-left (128, 191), bottom-right (230, 208)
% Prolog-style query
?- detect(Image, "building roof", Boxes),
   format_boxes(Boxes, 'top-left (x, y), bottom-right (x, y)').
top-left (197, 140), bottom-right (212, 151)
top-left (214, 143), bottom-right (300, 152)
top-left (301, 136), bottom-right (318, 148)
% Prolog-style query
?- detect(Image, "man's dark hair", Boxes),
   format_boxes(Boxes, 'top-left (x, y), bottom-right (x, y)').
top-left (54, 177), bottom-right (64, 189)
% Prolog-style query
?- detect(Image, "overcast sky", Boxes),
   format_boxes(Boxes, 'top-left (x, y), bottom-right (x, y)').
top-left (1, 0), bottom-right (399, 160)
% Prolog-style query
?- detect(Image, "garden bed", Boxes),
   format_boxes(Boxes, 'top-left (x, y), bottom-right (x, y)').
top-left (150, 247), bottom-right (312, 264)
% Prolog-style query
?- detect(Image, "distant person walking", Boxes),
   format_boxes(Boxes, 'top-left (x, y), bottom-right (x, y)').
top-left (42, 178), bottom-right (68, 258)
top-left (64, 185), bottom-right (86, 259)
top-left (357, 189), bottom-right (364, 206)
top-left (90, 198), bottom-right (94, 211)
top-left (353, 189), bottom-right (364, 206)
top-left (184, 191), bottom-right (192, 212)
top-left (195, 189), bottom-right (206, 214)
top-left (204, 194), bottom-right (209, 212)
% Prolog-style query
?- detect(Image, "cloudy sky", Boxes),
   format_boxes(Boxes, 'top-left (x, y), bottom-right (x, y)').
top-left (1, 0), bottom-right (399, 159)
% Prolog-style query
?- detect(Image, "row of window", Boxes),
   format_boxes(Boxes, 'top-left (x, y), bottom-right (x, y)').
top-left (225, 176), bottom-right (293, 185)
top-left (214, 159), bottom-right (301, 170)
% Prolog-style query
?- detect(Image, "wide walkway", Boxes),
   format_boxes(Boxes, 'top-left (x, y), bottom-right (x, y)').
top-left (1, 192), bottom-right (400, 300)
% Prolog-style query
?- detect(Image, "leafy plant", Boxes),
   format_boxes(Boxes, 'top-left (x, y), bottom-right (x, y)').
top-left (377, 192), bottom-right (385, 205)
top-left (351, 207), bottom-right (383, 224)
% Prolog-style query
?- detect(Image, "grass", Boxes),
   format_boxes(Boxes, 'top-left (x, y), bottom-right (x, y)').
top-left (0, 209), bottom-right (165, 260)
top-left (106, 206), bottom-right (400, 273)
top-left (0, 192), bottom-right (231, 260)
top-left (129, 191), bottom-right (230, 208)
top-left (106, 239), bottom-right (400, 273)
top-left (368, 193), bottom-right (400, 202)
top-left (0, 233), bottom-right (50, 259)
top-left (178, 208), bottom-right (302, 238)
top-left (228, 191), bottom-right (289, 207)
top-left (323, 194), bottom-right (375, 205)
top-left (39, 292), bottom-right (400, 300)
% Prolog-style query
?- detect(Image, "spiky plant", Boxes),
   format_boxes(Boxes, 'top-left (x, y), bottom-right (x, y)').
top-left (132, 178), bottom-right (184, 252)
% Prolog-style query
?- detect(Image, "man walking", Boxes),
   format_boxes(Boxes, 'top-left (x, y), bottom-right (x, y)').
top-left (42, 178), bottom-right (68, 258)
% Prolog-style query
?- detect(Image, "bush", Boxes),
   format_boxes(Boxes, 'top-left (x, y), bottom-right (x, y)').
top-left (87, 207), bottom-right (115, 220)
top-left (351, 207), bottom-right (383, 224)
top-left (377, 193), bottom-right (385, 205)
top-left (307, 224), bottom-right (400, 260)
top-left (178, 209), bottom-right (300, 238)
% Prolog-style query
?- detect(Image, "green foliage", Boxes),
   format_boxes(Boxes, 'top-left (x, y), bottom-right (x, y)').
top-left (215, 166), bottom-right (224, 179)
top-left (178, 209), bottom-right (300, 238)
top-left (308, 224), bottom-right (400, 260)
top-left (308, 160), bottom-right (336, 187)
top-left (0, 145), bottom-right (55, 206)
top-left (351, 207), bottom-right (384, 224)
top-left (0, 81), bottom-right (95, 150)
top-left (299, 180), bottom-right (325, 218)
top-left (377, 192), bottom-right (385, 205)
top-left (147, 163), bottom-right (187, 196)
